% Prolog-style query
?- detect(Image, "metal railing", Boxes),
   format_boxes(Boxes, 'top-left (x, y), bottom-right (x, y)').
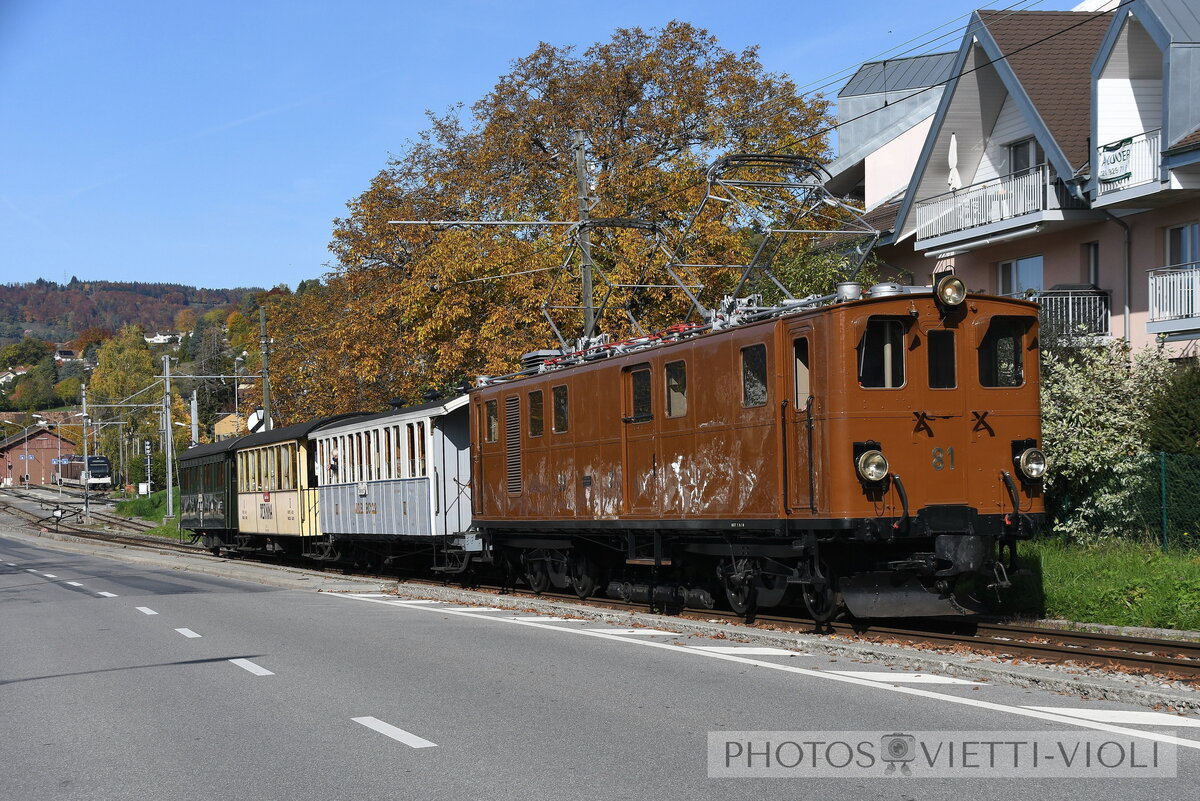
top-left (1035, 289), bottom-right (1111, 337)
top-left (1096, 129), bottom-right (1160, 196)
top-left (1149, 261), bottom-right (1200, 323)
top-left (915, 165), bottom-right (1084, 240)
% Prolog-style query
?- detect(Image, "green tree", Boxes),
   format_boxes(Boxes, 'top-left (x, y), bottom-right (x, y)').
top-left (1148, 359), bottom-right (1200, 454)
top-left (89, 325), bottom-right (159, 477)
top-left (1, 336), bottom-right (52, 369)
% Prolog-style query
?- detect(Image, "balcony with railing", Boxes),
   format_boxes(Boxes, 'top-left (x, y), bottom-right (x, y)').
top-left (1034, 287), bottom-right (1111, 339)
top-left (1095, 129), bottom-right (1161, 200)
top-left (1148, 261), bottom-right (1200, 337)
top-left (914, 165), bottom-right (1088, 246)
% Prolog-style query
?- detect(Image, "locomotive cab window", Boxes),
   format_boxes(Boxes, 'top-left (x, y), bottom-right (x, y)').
top-left (630, 367), bottom-right (652, 422)
top-left (794, 337), bottom-right (810, 402)
top-left (484, 400), bottom-right (498, 442)
top-left (741, 344), bottom-right (768, 407)
top-left (665, 360), bottom-right (687, 418)
top-left (529, 390), bottom-right (544, 437)
top-left (979, 316), bottom-right (1028, 387)
top-left (927, 330), bottom-right (956, 389)
top-left (858, 317), bottom-right (906, 389)
top-left (552, 385), bottom-right (569, 433)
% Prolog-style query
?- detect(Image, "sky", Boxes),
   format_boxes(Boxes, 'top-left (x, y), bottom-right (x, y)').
top-left (0, 0), bottom-right (1082, 291)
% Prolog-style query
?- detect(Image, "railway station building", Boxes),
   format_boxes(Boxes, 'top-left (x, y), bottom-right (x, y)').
top-left (0, 428), bottom-right (77, 487)
top-left (828, 0), bottom-right (1200, 354)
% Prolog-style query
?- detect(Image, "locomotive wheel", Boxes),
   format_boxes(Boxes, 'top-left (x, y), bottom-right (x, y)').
top-left (567, 551), bottom-right (599, 600)
top-left (525, 558), bottom-right (549, 593)
top-left (720, 559), bottom-right (757, 616)
top-left (802, 561), bottom-right (840, 624)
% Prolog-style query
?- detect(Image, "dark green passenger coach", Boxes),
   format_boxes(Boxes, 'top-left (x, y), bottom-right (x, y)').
top-left (179, 436), bottom-right (243, 551)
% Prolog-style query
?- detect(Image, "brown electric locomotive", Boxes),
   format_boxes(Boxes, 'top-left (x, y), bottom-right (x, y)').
top-left (471, 276), bottom-right (1044, 620)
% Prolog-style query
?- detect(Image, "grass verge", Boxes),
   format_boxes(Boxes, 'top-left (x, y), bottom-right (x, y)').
top-left (1000, 537), bottom-right (1200, 631)
top-left (113, 488), bottom-right (186, 540)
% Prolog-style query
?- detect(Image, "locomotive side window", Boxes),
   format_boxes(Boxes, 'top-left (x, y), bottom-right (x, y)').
top-left (741, 344), bottom-right (768, 407)
top-left (631, 368), bottom-right (653, 421)
top-left (529, 390), bottom-right (544, 437)
top-left (979, 316), bottom-right (1027, 387)
top-left (794, 338), bottom-right (810, 401)
top-left (485, 400), bottom-right (498, 442)
top-left (927, 330), bottom-right (956, 389)
top-left (665, 360), bottom-right (687, 418)
top-left (552, 385), bottom-right (569, 433)
top-left (857, 317), bottom-right (905, 388)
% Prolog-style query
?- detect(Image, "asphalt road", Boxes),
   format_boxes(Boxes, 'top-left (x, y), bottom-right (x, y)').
top-left (2, 527), bottom-right (1197, 801)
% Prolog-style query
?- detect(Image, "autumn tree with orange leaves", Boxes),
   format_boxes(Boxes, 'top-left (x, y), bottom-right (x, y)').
top-left (265, 22), bottom-right (836, 422)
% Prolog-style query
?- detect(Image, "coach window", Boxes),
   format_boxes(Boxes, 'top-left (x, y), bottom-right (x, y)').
top-left (857, 317), bottom-right (906, 389)
top-left (552, 385), bottom-right (569, 433)
top-left (741, 344), bottom-right (768, 407)
top-left (665, 360), bottom-right (687, 418)
top-left (417, 421), bottom-right (427, 476)
top-left (631, 368), bottom-right (652, 422)
top-left (529, 390), bottom-right (544, 437)
top-left (928, 330), bottom-right (956, 389)
top-left (407, 423), bottom-right (417, 477)
top-left (794, 338), bottom-right (810, 402)
top-left (485, 400), bottom-right (499, 442)
top-left (979, 316), bottom-right (1027, 387)
top-left (281, 444), bottom-right (293, 489)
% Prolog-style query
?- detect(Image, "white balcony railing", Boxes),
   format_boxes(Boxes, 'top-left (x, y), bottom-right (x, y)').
top-left (1149, 261), bottom-right (1200, 323)
top-left (1096, 129), bottom-right (1160, 196)
top-left (1035, 289), bottom-right (1111, 337)
top-left (915, 165), bottom-right (1084, 241)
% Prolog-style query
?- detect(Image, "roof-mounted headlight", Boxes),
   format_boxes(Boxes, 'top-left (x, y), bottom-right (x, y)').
top-left (936, 274), bottom-right (966, 307)
top-left (1016, 448), bottom-right (1046, 481)
top-left (856, 449), bottom-right (890, 483)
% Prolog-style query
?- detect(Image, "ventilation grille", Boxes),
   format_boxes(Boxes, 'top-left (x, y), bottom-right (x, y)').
top-left (505, 396), bottom-right (522, 493)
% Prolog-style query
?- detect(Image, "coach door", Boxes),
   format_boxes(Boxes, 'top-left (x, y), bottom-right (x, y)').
top-left (621, 363), bottom-right (658, 515)
top-left (786, 327), bottom-right (816, 513)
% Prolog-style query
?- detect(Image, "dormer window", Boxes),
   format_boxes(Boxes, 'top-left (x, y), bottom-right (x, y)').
top-left (1009, 139), bottom-right (1042, 176)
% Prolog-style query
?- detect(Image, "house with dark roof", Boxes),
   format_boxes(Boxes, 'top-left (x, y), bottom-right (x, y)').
top-left (845, 2), bottom-right (1200, 350)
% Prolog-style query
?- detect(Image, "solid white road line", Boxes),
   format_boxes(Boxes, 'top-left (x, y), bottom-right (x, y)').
top-left (229, 658), bottom-right (274, 676)
top-left (66, 581), bottom-right (83, 587)
top-left (330, 594), bottom-right (1200, 751)
top-left (42, 573), bottom-right (57, 578)
top-left (351, 593), bottom-right (391, 598)
top-left (175, 628), bottom-right (201, 638)
top-left (443, 606), bottom-right (506, 612)
top-left (136, 607), bottom-right (158, 615)
top-left (1023, 707), bottom-right (1200, 727)
top-left (687, 646), bottom-right (803, 656)
top-left (830, 671), bottom-right (980, 685)
top-left (583, 627), bottom-right (678, 636)
top-left (386, 599), bottom-right (442, 605)
top-left (502, 615), bottom-right (571, 622)
top-left (97, 591), bottom-right (118, 598)
top-left (352, 716), bottom-right (437, 748)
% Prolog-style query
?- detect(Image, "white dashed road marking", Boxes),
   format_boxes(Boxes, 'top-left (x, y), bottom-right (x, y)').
top-left (136, 607), bottom-right (158, 615)
top-left (175, 628), bottom-right (201, 638)
top-left (66, 582), bottom-right (83, 587)
top-left (830, 671), bottom-right (980, 685)
top-left (687, 646), bottom-right (802, 656)
top-left (331, 594), bottom-right (1200, 751)
top-left (352, 716), bottom-right (437, 748)
top-left (1023, 707), bottom-right (1200, 727)
top-left (229, 658), bottom-right (274, 676)
top-left (97, 591), bottom-right (118, 598)
top-left (42, 573), bottom-right (57, 578)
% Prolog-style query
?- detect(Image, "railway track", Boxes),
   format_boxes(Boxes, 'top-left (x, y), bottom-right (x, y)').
top-left (2, 488), bottom-right (1196, 681)
top-left (0, 488), bottom-right (198, 553)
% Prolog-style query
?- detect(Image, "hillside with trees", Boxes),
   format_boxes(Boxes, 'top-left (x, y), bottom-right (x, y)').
top-left (0, 278), bottom-right (264, 345)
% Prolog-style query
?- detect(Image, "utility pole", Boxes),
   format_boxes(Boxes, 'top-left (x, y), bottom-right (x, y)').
top-left (259, 307), bottom-right (272, 431)
top-left (162, 356), bottom-right (175, 520)
top-left (572, 129), bottom-right (597, 341)
top-left (81, 384), bottom-right (90, 522)
top-left (190, 390), bottom-right (199, 446)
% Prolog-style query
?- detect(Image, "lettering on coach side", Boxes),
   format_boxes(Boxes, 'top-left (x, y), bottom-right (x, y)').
top-left (354, 502), bottom-right (379, 515)
top-left (259, 503), bottom-right (274, 520)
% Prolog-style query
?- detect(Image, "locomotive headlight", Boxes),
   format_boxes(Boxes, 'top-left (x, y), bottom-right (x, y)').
top-left (936, 274), bottom-right (967, 307)
top-left (856, 449), bottom-right (890, 483)
top-left (1017, 448), bottom-right (1046, 481)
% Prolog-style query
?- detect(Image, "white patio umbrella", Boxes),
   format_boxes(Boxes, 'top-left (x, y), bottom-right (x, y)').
top-left (947, 132), bottom-right (962, 191)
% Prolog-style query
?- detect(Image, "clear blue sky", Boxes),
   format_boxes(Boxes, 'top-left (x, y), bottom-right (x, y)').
top-left (0, 0), bottom-right (1078, 291)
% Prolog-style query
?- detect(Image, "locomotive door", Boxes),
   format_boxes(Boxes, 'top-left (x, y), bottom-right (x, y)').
top-left (785, 327), bottom-right (815, 513)
top-left (621, 363), bottom-right (658, 515)
top-left (919, 326), bottom-right (967, 504)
